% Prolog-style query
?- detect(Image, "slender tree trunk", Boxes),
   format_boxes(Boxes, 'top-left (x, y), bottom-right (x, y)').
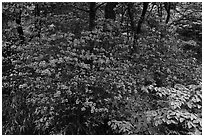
top-left (127, 3), bottom-right (135, 35)
top-left (127, 3), bottom-right (137, 46)
top-left (120, 5), bottom-right (127, 27)
top-left (34, 3), bottom-right (41, 38)
top-left (136, 2), bottom-right (149, 34)
top-left (158, 3), bottom-right (163, 23)
top-left (164, 2), bottom-right (171, 24)
top-left (15, 9), bottom-right (24, 44)
top-left (103, 3), bottom-right (118, 50)
top-left (88, 2), bottom-right (96, 50)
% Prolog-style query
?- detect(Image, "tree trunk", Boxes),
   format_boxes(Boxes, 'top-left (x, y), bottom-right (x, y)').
top-left (136, 2), bottom-right (149, 34)
top-left (105, 2), bottom-right (118, 20)
top-left (89, 2), bottom-right (96, 30)
top-left (130, 2), bottom-right (148, 54)
top-left (88, 2), bottom-right (97, 68)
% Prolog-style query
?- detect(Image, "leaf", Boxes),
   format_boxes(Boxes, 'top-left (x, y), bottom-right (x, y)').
top-left (107, 121), bottom-right (111, 126)
top-left (154, 121), bottom-right (158, 126)
top-left (20, 126), bottom-right (25, 133)
top-left (141, 86), bottom-right (149, 93)
top-left (190, 114), bottom-right (197, 120)
top-left (147, 117), bottom-right (151, 123)
top-left (167, 68), bottom-right (171, 73)
top-left (27, 5), bottom-right (35, 10)
top-left (171, 119), bottom-right (177, 124)
top-left (157, 119), bottom-right (163, 125)
top-left (187, 121), bottom-right (193, 129)
top-left (169, 111), bottom-right (176, 116)
top-left (157, 92), bottom-right (162, 97)
top-left (194, 129), bottom-right (201, 135)
top-left (166, 120), bottom-right (172, 124)
top-left (176, 112), bottom-right (181, 117)
top-left (187, 102), bottom-right (192, 108)
top-left (197, 105), bottom-right (201, 109)
top-left (180, 117), bottom-right (185, 123)
top-left (195, 95), bottom-right (201, 102)
top-left (151, 111), bottom-right (157, 117)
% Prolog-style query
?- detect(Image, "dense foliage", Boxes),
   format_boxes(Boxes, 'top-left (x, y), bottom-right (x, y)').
top-left (2, 2), bottom-right (202, 135)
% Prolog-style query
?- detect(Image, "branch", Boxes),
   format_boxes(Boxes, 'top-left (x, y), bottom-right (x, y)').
top-left (70, 4), bottom-right (89, 13)
top-left (95, 2), bottom-right (105, 10)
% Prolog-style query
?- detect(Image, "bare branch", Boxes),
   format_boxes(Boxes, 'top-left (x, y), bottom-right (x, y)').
top-left (95, 2), bottom-right (105, 10)
top-left (70, 4), bottom-right (89, 13)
